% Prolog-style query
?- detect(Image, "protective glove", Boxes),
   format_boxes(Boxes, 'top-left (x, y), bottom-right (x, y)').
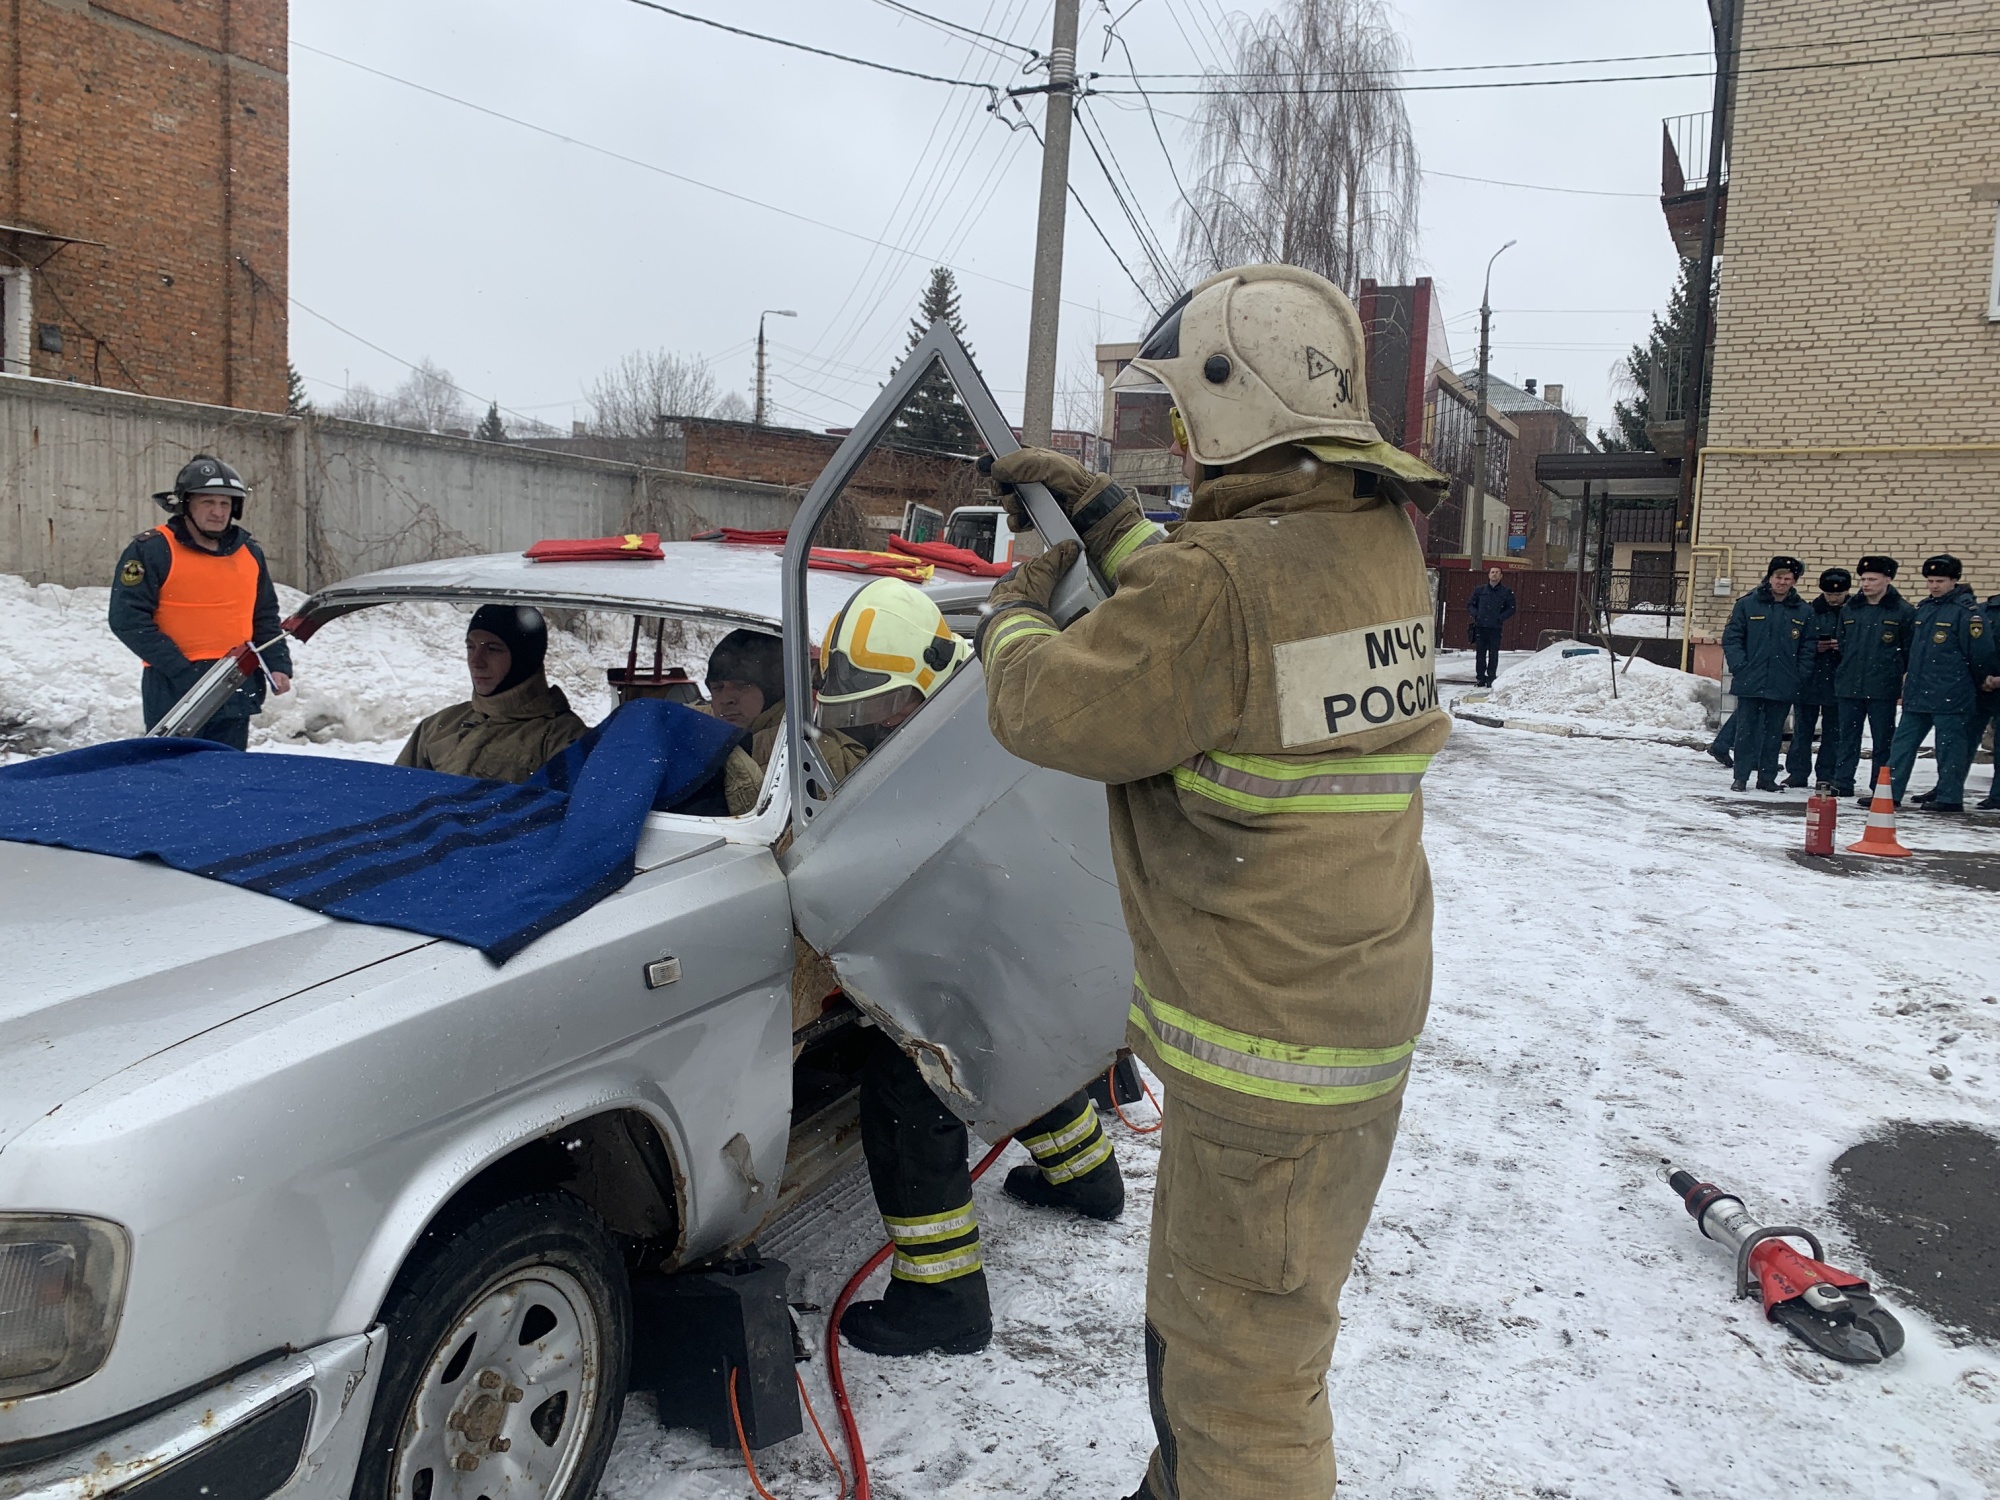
top-left (985, 540), bottom-right (1080, 616)
top-left (979, 449), bottom-right (1128, 535)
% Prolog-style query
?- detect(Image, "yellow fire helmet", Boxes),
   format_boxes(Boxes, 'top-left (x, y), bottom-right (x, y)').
top-left (816, 576), bottom-right (972, 731)
top-left (1112, 262), bottom-right (1446, 511)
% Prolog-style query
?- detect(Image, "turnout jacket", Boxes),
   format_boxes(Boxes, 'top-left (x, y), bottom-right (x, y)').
top-left (981, 452), bottom-right (1448, 1134)
top-left (1721, 582), bottom-right (1813, 701)
top-left (108, 517), bottom-right (292, 715)
top-left (1834, 586), bottom-right (1916, 701)
top-left (1902, 584), bottom-right (1995, 716)
top-left (396, 673), bottom-right (587, 782)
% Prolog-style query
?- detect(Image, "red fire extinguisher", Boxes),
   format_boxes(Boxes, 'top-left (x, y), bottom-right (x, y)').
top-left (1804, 785), bottom-right (1838, 855)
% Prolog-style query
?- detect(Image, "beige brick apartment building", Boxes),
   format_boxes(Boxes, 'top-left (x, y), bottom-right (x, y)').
top-left (1688, 0), bottom-right (2000, 649)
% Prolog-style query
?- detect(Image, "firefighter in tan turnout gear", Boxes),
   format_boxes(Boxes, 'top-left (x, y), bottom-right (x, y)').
top-left (974, 264), bottom-right (1449, 1500)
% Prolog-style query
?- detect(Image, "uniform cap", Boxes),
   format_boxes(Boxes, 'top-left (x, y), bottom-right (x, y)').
top-left (1819, 567), bottom-right (1852, 591)
top-left (1855, 555), bottom-right (1898, 578)
top-left (1766, 555), bottom-right (1805, 579)
top-left (1921, 553), bottom-right (1962, 579)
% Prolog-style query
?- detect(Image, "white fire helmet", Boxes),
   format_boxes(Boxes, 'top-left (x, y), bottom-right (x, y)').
top-left (1113, 263), bottom-right (1446, 511)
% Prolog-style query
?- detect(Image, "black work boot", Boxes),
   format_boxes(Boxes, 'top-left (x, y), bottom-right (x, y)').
top-left (1756, 777), bottom-right (1782, 792)
top-left (1913, 787), bottom-right (1937, 805)
top-left (840, 1272), bottom-right (991, 1357)
top-left (1708, 747), bottom-right (1734, 769)
top-left (1978, 793), bottom-right (2000, 810)
top-left (1003, 1151), bottom-right (1126, 1222)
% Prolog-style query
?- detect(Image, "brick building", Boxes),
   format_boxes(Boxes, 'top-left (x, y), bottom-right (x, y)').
top-left (1474, 374), bottom-right (1594, 569)
top-left (1, 0), bottom-right (287, 411)
top-left (521, 416), bottom-right (980, 535)
top-left (1685, 0), bottom-right (2000, 654)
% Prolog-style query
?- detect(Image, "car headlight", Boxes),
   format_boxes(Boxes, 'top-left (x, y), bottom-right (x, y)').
top-left (0, 1215), bottom-right (130, 1399)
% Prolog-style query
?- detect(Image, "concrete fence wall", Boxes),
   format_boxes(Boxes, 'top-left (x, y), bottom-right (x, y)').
top-left (0, 374), bottom-right (804, 592)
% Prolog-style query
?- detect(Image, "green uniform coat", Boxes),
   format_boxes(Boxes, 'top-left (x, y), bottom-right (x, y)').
top-left (395, 673), bottom-right (587, 782)
top-left (1833, 586), bottom-right (1916, 701)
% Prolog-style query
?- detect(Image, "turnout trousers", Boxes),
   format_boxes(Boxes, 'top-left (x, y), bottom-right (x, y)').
top-left (1889, 710), bottom-right (1971, 805)
top-left (1833, 697), bottom-right (1898, 798)
top-left (1143, 1091), bottom-right (1403, 1500)
top-left (857, 1029), bottom-right (1107, 1296)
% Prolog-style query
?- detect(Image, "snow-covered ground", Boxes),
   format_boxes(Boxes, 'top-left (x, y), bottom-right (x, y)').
top-left (4, 585), bottom-right (1996, 1497)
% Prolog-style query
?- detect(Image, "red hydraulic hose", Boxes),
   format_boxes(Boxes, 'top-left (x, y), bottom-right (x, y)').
top-left (824, 1137), bottom-right (1012, 1500)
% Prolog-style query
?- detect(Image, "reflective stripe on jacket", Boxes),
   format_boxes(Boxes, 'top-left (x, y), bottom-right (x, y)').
top-left (981, 451), bottom-right (1445, 1133)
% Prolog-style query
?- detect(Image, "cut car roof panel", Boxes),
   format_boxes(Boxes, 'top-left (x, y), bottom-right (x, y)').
top-left (292, 542), bottom-right (997, 640)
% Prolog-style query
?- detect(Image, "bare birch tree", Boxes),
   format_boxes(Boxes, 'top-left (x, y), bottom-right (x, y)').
top-left (587, 349), bottom-right (721, 436)
top-left (1178, 0), bottom-right (1420, 293)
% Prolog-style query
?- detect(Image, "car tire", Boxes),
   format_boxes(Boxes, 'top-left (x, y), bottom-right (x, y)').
top-left (350, 1192), bottom-right (631, 1500)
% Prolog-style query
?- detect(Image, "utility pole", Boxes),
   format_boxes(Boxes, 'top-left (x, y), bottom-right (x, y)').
top-left (755, 308), bottom-right (796, 426)
top-left (1467, 239), bottom-right (1515, 577)
top-left (1021, 0), bottom-right (1079, 448)
top-left (1679, 0), bottom-right (1737, 533)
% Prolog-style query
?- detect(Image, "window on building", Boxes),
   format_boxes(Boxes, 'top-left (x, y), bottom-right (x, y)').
top-left (0, 268), bottom-right (31, 376)
top-left (1988, 203), bottom-right (2000, 322)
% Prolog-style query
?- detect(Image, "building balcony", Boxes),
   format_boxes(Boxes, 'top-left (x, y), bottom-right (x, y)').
top-left (1661, 111), bottom-right (1727, 258)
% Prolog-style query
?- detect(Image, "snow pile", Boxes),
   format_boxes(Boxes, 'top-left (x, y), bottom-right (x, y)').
top-left (1608, 610), bottom-right (1687, 639)
top-left (0, 573), bottom-right (652, 760)
top-left (1483, 638), bottom-right (1715, 734)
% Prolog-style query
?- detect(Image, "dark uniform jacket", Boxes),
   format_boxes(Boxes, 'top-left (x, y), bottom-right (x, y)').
top-left (1983, 594), bottom-right (2000, 711)
top-left (1721, 582), bottom-right (1813, 701)
top-left (108, 517), bottom-right (292, 725)
top-left (1902, 584), bottom-right (1995, 716)
top-left (1798, 594), bottom-right (1844, 705)
top-left (1466, 581), bottom-right (1517, 633)
top-left (1834, 586), bottom-right (1916, 701)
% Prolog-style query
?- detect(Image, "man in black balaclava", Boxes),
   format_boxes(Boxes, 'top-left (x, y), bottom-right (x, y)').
top-left (396, 603), bottom-right (588, 781)
top-left (705, 627), bottom-right (788, 769)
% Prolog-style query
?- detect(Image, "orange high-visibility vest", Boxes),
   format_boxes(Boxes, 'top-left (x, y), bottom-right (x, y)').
top-left (150, 524), bottom-right (260, 663)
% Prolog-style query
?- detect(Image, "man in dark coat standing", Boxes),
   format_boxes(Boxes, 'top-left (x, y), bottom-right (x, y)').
top-left (1975, 585), bottom-right (2000, 811)
top-left (1466, 566), bottom-right (1517, 688)
top-left (1721, 554), bottom-right (1814, 792)
top-left (1889, 555), bottom-right (1996, 812)
top-left (1784, 567), bottom-right (1848, 786)
top-left (1832, 555), bottom-right (1916, 803)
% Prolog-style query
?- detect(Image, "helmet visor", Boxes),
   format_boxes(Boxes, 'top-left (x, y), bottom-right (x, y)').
top-left (1135, 288), bottom-right (1192, 363)
top-left (816, 683), bottom-right (922, 731)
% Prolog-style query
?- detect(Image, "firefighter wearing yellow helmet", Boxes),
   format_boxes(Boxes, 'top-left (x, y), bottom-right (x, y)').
top-left (973, 264), bottom-right (1450, 1500)
top-left (819, 577), bottom-right (1129, 1360)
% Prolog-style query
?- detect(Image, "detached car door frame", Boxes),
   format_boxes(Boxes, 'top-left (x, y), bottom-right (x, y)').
top-left (779, 324), bottom-right (1131, 1138)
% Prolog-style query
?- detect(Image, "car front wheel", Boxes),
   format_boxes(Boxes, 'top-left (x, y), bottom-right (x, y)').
top-left (351, 1193), bottom-right (631, 1500)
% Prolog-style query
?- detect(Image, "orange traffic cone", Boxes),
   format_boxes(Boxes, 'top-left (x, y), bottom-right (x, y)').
top-left (1848, 767), bottom-right (1913, 858)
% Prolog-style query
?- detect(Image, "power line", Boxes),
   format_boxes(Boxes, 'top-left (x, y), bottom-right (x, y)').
top-left (869, 0), bottom-right (1039, 59)
top-left (1090, 44), bottom-right (2000, 96)
top-left (619, 0), bottom-right (996, 93)
top-left (289, 41), bottom-right (1108, 317)
top-left (287, 294), bottom-right (557, 430)
top-left (1094, 6), bottom-right (1216, 270)
top-left (1110, 21), bottom-right (2000, 77)
top-left (1017, 108), bottom-right (1159, 313)
top-left (1424, 169), bottom-right (1655, 200)
top-left (1071, 105), bottom-right (1177, 286)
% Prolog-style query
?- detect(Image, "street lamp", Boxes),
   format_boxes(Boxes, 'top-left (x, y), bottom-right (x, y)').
top-left (754, 309), bottom-right (797, 427)
top-left (1468, 239), bottom-right (1516, 576)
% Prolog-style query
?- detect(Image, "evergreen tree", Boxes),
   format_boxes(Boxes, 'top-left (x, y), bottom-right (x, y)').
top-left (475, 401), bottom-right (507, 442)
top-left (890, 267), bottom-right (981, 454)
top-left (1598, 257), bottom-right (1716, 452)
top-left (286, 363), bottom-right (313, 418)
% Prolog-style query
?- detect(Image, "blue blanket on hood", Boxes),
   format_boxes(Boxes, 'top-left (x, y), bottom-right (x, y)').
top-left (0, 698), bottom-right (742, 961)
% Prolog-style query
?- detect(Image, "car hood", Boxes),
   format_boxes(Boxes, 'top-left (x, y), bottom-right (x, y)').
top-left (0, 842), bottom-right (435, 1154)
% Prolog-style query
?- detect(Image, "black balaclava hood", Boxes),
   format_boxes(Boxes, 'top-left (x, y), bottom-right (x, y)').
top-left (468, 603), bottom-right (549, 695)
top-left (706, 629), bottom-right (785, 709)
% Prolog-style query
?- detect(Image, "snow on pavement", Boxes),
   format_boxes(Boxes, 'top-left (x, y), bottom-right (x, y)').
top-left (603, 656), bottom-right (2000, 1500)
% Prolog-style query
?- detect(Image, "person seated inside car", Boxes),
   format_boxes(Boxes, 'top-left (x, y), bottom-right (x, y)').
top-left (811, 577), bottom-right (970, 785)
top-left (704, 628), bottom-right (788, 769)
top-left (396, 603), bottom-right (588, 782)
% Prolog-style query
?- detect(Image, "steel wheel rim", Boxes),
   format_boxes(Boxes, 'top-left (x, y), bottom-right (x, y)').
top-left (393, 1264), bottom-right (603, 1499)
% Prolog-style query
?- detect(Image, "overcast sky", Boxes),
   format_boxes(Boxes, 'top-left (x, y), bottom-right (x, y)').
top-left (288, 0), bottom-right (1715, 440)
